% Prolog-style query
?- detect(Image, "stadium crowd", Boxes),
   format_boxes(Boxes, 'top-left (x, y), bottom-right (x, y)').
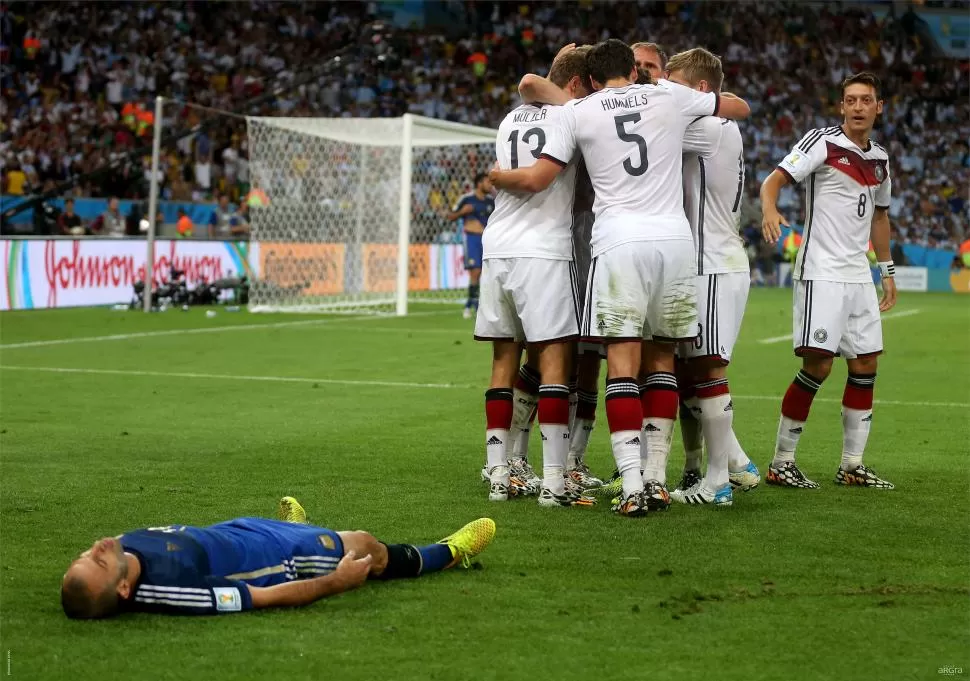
top-left (4, 1), bottom-right (968, 255)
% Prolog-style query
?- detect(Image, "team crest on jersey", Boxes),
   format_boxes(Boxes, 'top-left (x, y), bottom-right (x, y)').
top-left (813, 328), bottom-right (828, 343)
top-left (166, 542), bottom-right (181, 552)
top-left (319, 535), bottom-right (336, 550)
top-left (873, 165), bottom-right (885, 182)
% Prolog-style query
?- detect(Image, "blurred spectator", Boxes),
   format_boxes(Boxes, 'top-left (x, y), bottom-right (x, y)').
top-left (58, 197), bottom-right (84, 235)
top-left (176, 208), bottom-right (193, 238)
top-left (208, 194), bottom-right (233, 239)
top-left (5, 162), bottom-right (27, 196)
top-left (90, 197), bottom-right (126, 236)
top-left (3, 1), bottom-right (967, 253)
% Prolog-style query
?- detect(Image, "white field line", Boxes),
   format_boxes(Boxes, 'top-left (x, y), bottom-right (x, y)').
top-left (0, 365), bottom-right (469, 390)
top-left (0, 310), bottom-right (454, 350)
top-left (1, 365), bottom-right (966, 408)
top-left (757, 309), bottom-right (922, 345)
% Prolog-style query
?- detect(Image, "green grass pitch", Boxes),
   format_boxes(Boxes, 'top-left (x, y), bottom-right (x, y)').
top-left (1, 288), bottom-right (967, 681)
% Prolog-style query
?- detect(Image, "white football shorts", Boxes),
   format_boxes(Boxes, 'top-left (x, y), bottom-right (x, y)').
top-left (581, 240), bottom-right (697, 342)
top-left (474, 257), bottom-right (580, 344)
top-left (792, 279), bottom-right (883, 358)
top-left (680, 272), bottom-right (750, 364)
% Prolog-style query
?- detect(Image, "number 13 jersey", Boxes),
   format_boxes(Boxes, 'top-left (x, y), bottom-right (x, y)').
top-left (542, 80), bottom-right (719, 258)
top-left (777, 126), bottom-right (892, 284)
top-left (485, 103), bottom-right (578, 261)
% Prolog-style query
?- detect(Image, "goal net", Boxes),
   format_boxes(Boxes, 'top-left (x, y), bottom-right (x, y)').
top-left (245, 114), bottom-right (496, 314)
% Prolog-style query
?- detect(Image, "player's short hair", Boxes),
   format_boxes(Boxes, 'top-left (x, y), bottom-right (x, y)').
top-left (841, 72), bottom-right (881, 99)
top-left (586, 39), bottom-right (635, 85)
top-left (636, 67), bottom-right (655, 85)
top-left (630, 42), bottom-right (668, 68)
top-left (665, 48), bottom-right (724, 92)
top-left (61, 574), bottom-right (120, 619)
top-left (473, 172), bottom-right (488, 187)
top-left (548, 45), bottom-right (593, 92)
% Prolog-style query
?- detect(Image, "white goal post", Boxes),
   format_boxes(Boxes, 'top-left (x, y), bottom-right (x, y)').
top-left (245, 114), bottom-right (497, 315)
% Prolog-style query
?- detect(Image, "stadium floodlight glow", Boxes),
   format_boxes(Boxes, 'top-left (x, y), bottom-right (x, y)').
top-left (244, 114), bottom-right (497, 315)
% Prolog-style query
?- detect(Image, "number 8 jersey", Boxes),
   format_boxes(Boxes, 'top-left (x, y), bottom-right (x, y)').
top-left (542, 80), bottom-right (719, 258)
top-left (485, 103), bottom-right (579, 261)
top-left (777, 127), bottom-right (892, 283)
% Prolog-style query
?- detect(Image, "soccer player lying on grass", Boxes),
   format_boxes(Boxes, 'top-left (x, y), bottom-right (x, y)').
top-left (60, 497), bottom-right (495, 618)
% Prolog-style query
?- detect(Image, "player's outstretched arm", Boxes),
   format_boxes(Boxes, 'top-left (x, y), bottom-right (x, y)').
top-left (518, 74), bottom-right (570, 106)
top-left (760, 170), bottom-right (790, 244)
top-left (489, 158), bottom-right (563, 194)
top-left (247, 551), bottom-right (372, 609)
top-left (717, 93), bottom-right (751, 120)
top-left (870, 207), bottom-right (897, 311)
top-left (444, 203), bottom-right (474, 222)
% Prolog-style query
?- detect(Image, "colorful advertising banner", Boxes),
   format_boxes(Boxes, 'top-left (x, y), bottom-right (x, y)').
top-left (1, 239), bottom-right (252, 310)
top-left (362, 244), bottom-right (430, 292)
top-left (258, 242), bottom-right (345, 296)
top-left (429, 243), bottom-right (469, 291)
top-left (893, 266), bottom-right (929, 293)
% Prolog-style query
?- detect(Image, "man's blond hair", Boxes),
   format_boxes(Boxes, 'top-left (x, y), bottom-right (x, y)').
top-left (548, 45), bottom-right (593, 92)
top-left (665, 47), bottom-right (724, 92)
top-left (630, 42), bottom-right (667, 68)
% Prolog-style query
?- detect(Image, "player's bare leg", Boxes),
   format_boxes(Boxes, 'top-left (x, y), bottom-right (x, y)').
top-left (637, 341), bottom-right (678, 510)
top-left (567, 345), bottom-right (604, 489)
top-left (605, 340), bottom-right (648, 516)
top-left (464, 268), bottom-right (481, 319)
top-left (769, 354), bottom-right (831, 488)
top-left (484, 341), bottom-right (520, 500)
top-left (836, 355), bottom-right (893, 488)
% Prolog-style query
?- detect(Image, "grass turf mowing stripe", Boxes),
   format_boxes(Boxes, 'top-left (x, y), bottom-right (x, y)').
top-left (2, 365), bottom-right (967, 408)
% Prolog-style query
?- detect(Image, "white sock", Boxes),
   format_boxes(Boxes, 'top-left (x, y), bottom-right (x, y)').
top-left (567, 417), bottom-right (594, 468)
top-left (540, 423), bottom-right (569, 495)
top-left (773, 415), bottom-right (805, 466)
top-left (486, 428), bottom-right (510, 474)
top-left (697, 394), bottom-right (734, 489)
top-left (641, 417), bottom-right (674, 484)
top-left (680, 397), bottom-right (704, 472)
top-left (728, 429), bottom-right (752, 472)
top-left (840, 407), bottom-right (872, 470)
top-left (509, 389), bottom-right (538, 460)
top-left (611, 430), bottom-right (643, 497)
top-left (567, 383), bottom-right (579, 433)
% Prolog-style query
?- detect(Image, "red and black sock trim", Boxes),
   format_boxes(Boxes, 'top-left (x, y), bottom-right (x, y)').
top-left (782, 370), bottom-right (823, 421)
top-left (605, 377), bottom-right (641, 432)
top-left (843, 372), bottom-right (875, 410)
top-left (485, 388), bottom-right (513, 429)
top-left (516, 365), bottom-right (541, 394)
top-left (576, 390), bottom-right (598, 420)
top-left (793, 369), bottom-right (823, 394)
top-left (695, 377), bottom-right (730, 399)
top-left (538, 384), bottom-right (570, 425)
top-left (640, 372), bottom-right (679, 420)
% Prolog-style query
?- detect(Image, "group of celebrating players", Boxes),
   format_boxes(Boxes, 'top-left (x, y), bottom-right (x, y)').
top-left (466, 38), bottom-right (898, 516)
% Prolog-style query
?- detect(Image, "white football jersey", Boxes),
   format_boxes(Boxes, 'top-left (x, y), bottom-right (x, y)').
top-left (778, 126), bottom-right (891, 283)
top-left (543, 79), bottom-right (720, 257)
top-left (682, 116), bottom-right (748, 275)
top-left (484, 104), bottom-right (578, 261)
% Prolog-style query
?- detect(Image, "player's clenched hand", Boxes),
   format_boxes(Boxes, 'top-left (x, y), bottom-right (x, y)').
top-left (335, 550), bottom-right (372, 590)
top-left (879, 276), bottom-right (897, 312)
top-left (762, 209), bottom-right (789, 245)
